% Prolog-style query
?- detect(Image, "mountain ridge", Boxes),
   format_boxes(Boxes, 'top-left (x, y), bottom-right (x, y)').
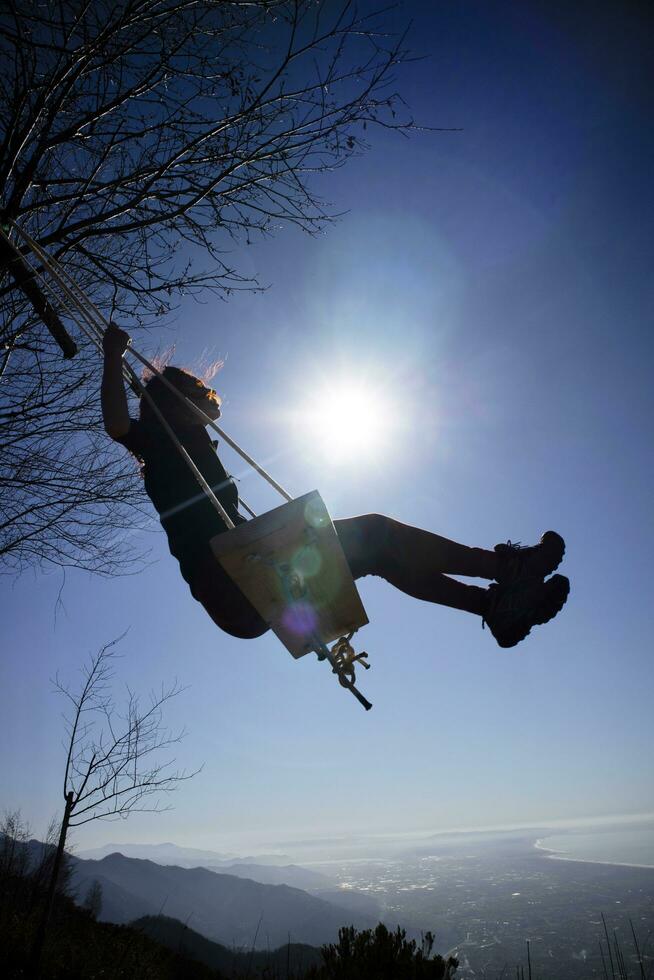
top-left (72, 850), bottom-right (375, 948)
top-left (77, 841), bottom-right (291, 866)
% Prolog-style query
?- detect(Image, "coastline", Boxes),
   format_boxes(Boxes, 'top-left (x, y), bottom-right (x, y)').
top-left (534, 837), bottom-right (654, 871)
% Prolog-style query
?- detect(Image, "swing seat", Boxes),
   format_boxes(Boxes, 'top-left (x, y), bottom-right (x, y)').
top-left (210, 491), bottom-right (368, 658)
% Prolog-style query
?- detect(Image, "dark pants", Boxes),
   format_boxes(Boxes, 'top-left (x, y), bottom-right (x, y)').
top-left (188, 514), bottom-right (495, 639)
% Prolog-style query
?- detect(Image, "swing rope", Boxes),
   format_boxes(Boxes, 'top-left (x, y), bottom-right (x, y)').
top-left (0, 220), bottom-right (292, 523)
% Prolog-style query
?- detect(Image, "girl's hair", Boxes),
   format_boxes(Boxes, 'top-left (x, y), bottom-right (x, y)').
top-left (139, 365), bottom-right (222, 423)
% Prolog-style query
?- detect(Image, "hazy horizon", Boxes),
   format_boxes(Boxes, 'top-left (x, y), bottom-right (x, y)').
top-left (68, 811), bottom-right (654, 866)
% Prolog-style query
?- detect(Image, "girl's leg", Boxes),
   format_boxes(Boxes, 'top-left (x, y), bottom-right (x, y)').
top-left (188, 548), bottom-right (270, 639)
top-left (334, 514), bottom-right (497, 616)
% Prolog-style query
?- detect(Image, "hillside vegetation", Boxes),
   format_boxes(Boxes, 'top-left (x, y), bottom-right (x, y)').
top-left (0, 842), bottom-right (458, 979)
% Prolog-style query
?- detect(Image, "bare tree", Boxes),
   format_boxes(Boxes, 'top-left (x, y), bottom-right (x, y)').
top-left (0, 810), bottom-right (74, 942)
top-left (58, 634), bottom-right (195, 825)
top-left (0, 0), bottom-right (416, 574)
top-left (0, 315), bottom-right (152, 575)
top-left (82, 879), bottom-right (103, 919)
top-left (0, 809), bottom-right (33, 880)
top-left (31, 635), bottom-right (197, 968)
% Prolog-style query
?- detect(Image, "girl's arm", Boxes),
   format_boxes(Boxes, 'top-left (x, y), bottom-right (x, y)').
top-left (101, 324), bottom-right (131, 439)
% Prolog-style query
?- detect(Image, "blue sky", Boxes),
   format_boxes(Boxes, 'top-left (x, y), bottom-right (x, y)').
top-left (1, 1), bottom-right (653, 855)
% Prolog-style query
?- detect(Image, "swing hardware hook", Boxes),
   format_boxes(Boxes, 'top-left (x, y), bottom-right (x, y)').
top-left (313, 636), bottom-right (372, 710)
top-left (330, 635), bottom-right (370, 688)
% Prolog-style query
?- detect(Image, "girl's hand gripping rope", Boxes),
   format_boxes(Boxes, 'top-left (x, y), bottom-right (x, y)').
top-left (101, 325), bottom-right (132, 440)
top-left (102, 323), bottom-right (131, 357)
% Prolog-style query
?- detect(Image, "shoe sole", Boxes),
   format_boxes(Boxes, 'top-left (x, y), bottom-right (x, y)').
top-left (496, 574), bottom-right (570, 648)
top-left (533, 573), bottom-right (570, 625)
top-left (540, 530), bottom-right (566, 578)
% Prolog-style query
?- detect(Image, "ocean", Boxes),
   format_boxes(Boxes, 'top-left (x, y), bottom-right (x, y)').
top-left (535, 822), bottom-right (654, 868)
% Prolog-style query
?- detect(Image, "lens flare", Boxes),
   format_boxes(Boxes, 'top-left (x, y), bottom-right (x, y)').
top-left (281, 600), bottom-right (318, 638)
top-left (298, 381), bottom-right (391, 464)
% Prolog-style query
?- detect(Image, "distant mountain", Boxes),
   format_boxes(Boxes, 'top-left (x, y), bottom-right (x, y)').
top-left (76, 841), bottom-right (291, 867)
top-left (310, 887), bottom-right (382, 919)
top-left (217, 862), bottom-right (333, 890)
top-left (72, 852), bottom-right (374, 949)
top-left (134, 914), bottom-right (322, 974)
top-left (76, 844), bottom-right (333, 889)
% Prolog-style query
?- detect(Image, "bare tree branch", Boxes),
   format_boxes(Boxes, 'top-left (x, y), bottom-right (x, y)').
top-left (53, 636), bottom-right (199, 827)
top-left (26, 634), bottom-right (198, 970)
top-left (0, 0), bottom-right (417, 575)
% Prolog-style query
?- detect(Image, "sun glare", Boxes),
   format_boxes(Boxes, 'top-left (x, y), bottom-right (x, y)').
top-left (297, 381), bottom-right (392, 463)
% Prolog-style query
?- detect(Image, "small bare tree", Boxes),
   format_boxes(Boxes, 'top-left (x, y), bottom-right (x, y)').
top-left (32, 635), bottom-right (198, 968)
top-left (0, 0), bottom-right (418, 575)
top-left (82, 879), bottom-right (103, 919)
top-left (0, 809), bottom-right (74, 946)
top-left (0, 810), bottom-right (33, 880)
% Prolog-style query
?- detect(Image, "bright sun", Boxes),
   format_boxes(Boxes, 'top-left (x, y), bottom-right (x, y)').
top-left (297, 381), bottom-right (391, 463)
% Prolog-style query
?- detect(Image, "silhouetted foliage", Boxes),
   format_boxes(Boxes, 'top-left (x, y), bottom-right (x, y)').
top-left (0, 0), bottom-right (415, 576)
top-left (0, 865), bottom-right (224, 979)
top-left (0, 811), bottom-right (32, 879)
top-left (308, 924), bottom-right (458, 980)
top-left (0, 811), bottom-right (73, 911)
top-left (135, 914), bottom-right (322, 975)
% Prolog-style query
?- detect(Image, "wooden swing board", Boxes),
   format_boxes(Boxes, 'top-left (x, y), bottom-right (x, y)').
top-left (210, 491), bottom-right (368, 659)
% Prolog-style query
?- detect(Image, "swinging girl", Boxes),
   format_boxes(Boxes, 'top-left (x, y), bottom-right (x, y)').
top-left (101, 324), bottom-right (569, 647)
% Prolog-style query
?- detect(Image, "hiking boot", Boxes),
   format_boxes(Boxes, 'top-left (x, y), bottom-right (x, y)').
top-left (494, 531), bottom-right (565, 585)
top-left (483, 574), bottom-right (570, 648)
